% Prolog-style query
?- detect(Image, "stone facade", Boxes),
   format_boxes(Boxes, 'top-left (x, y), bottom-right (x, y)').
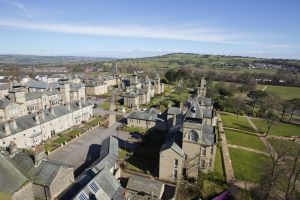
top-left (0, 101), bottom-right (93, 148)
top-left (12, 182), bottom-right (34, 200)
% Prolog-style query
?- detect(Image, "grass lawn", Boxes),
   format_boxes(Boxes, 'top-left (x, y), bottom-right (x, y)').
top-left (267, 138), bottom-right (300, 158)
top-left (214, 147), bottom-right (225, 180)
top-left (119, 149), bottom-right (128, 160)
top-left (99, 101), bottom-right (110, 110)
top-left (220, 113), bottom-right (254, 132)
top-left (225, 130), bottom-right (267, 152)
top-left (123, 126), bottom-right (147, 134)
top-left (258, 84), bottom-right (300, 99)
top-left (252, 118), bottom-right (300, 137)
top-left (229, 147), bottom-right (268, 182)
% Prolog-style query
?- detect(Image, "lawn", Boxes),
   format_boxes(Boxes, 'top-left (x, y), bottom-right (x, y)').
top-left (229, 148), bottom-right (268, 182)
top-left (220, 113), bottom-right (254, 132)
top-left (122, 126), bottom-right (146, 134)
top-left (258, 84), bottom-right (300, 99)
top-left (225, 130), bottom-right (267, 152)
top-left (267, 138), bottom-right (300, 158)
top-left (214, 147), bottom-right (225, 180)
top-left (252, 118), bottom-right (300, 137)
top-left (99, 101), bottom-right (110, 110)
top-left (0, 193), bottom-right (12, 200)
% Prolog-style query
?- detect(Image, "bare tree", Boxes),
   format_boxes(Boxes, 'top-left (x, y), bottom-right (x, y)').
top-left (288, 98), bottom-right (300, 123)
top-left (279, 100), bottom-right (290, 122)
top-left (285, 149), bottom-right (300, 200)
top-left (260, 93), bottom-right (280, 115)
top-left (264, 112), bottom-right (277, 135)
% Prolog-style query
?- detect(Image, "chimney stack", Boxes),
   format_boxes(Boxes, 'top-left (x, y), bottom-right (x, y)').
top-left (34, 145), bottom-right (46, 167)
top-left (8, 142), bottom-right (18, 157)
top-left (11, 118), bottom-right (17, 129)
top-left (33, 113), bottom-right (40, 124)
top-left (4, 123), bottom-right (11, 135)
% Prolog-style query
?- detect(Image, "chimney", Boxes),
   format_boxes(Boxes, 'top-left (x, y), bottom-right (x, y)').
top-left (11, 118), bottom-right (17, 129)
top-left (65, 103), bottom-right (71, 110)
top-left (77, 100), bottom-right (82, 108)
top-left (33, 114), bottom-right (40, 124)
top-left (173, 115), bottom-right (177, 126)
top-left (4, 123), bottom-right (11, 135)
top-left (34, 151), bottom-right (46, 166)
top-left (49, 107), bottom-right (55, 115)
top-left (8, 142), bottom-right (18, 157)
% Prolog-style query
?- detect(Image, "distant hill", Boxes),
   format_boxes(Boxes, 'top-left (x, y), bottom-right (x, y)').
top-left (0, 54), bottom-right (114, 64)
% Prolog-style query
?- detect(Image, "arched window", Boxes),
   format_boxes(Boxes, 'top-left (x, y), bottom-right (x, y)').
top-left (187, 130), bottom-right (199, 142)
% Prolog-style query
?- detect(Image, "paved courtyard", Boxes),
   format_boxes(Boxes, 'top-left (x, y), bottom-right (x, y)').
top-left (48, 121), bottom-right (132, 175)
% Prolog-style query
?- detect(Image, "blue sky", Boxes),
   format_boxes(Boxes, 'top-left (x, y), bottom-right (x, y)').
top-left (0, 0), bottom-right (299, 58)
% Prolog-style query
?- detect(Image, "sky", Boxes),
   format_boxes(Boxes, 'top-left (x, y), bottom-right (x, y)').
top-left (0, 0), bottom-right (299, 59)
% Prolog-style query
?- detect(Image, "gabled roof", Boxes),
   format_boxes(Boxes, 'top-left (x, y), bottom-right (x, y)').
top-left (126, 175), bottom-right (164, 198)
top-left (160, 140), bottom-right (184, 157)
top-left (0, 153), bottom-right (28, 194)
top-left (7, 152), bottom-right (70, 187)
top-left (127, 108), bottom-right (159, 122)
top-left (94, 136), bottom-right (119, 171)
top-left (185, 98), bottom-right (203, 119)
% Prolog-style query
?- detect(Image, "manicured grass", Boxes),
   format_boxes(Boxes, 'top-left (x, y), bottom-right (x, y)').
top-left (225, 130), bottom-right (267, 152)
top-left (99, 101), bottom-right (110, 110)
top-left (252, 118), bottom-right (300, 137)
top-left (214, 147), bottom-right (225, 180)
top-left (267, 138), bottom-right (300, 158)
top-left (258, 84), bottom-right (300, 99)
top-left (123, 126), bottom-right (146, 134)
top-left (221, 113), bottom-right (254, 132)
top-left (119, 149), bottom-right (128, 160)
top-left (52, 136), bottom-right (66, 144)
top-left (229, 148), bottom-right (268, 182)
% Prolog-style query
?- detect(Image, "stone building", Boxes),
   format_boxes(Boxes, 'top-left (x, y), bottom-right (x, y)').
top-left (0, 144), bottom-right (74, 200)
top-left (127, 108), bottom-right (166, 130)
top-left (61, 136), bottom-right (129, 200)
top-left (0, 101), bottom-right (93, 148)
top-left (118, 72), bottom-right (164, 108)
top-left (85, 81), bottom-right (108, 96)
top-left (159, 77), bottom-right (217, 181)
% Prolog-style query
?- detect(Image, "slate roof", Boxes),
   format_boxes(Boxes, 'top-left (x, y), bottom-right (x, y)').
top-left (0, 153), bottom-right (28, 194)
top-left (0, 101), bottom-right (91, 139)
top-left (127, 108), bottom-right (159, 122)
top-left (202, 125), bottom-right (215, 145)
top-left (160, 140), bottom-right (184, 157)
top-left (0, 99), bottom-right (15, 109)
top-left (167, 107), bottom-right (182, 115)
top-left (6, 152), bottom-right (70, 187)
top-left (202, 108), bottom-right (213, 119)
top-left (0, 83), bottom-right (9, 91)
top-left (25, 81), bottom-right (60, 90)
top-left (199, 97), bottom-right (213, 107)
top-left (25, 92), bottom-right (44, 101)
top-left (126, 175), bottom-right (164, 198)
top-left (70, 83), bottom-right (85, 92)
top-left (185, 99), bottom-right (203, 119)
top-left (94, 136), bottom-right (119, 171)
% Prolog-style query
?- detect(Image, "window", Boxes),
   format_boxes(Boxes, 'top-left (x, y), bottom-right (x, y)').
top-left (210, 147), bottom-right (214, 155)
top-left (209, 158), bottom-right (213, 167)
top-left (77, 192), bottom-right (89, 200)
top-left (201, 147), bottom-right (206, 156)
top-left (174, 159), bottom-right (178, 167)
top-left (200, 159), bottom-right (205, 168)
top-left (173, 169), bottom-right (178, 179)
top-left (89, 181), bottom-right (100, 194)
top-left (184, 154), bottom-right (187, 160)
top-left (187, 130), bottom-right (199, 142)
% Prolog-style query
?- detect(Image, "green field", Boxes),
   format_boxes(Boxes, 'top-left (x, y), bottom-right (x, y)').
top-left (252, 118), bottom-right (300, 137)
top-left (214, 147), bottom-right (225, 180)
top-left (220, 113), bottom-right (254, 132)
top-left (258, 84), bottom-right (300, 99)
top-left (225, 130), bottom-right (267, 152)
top-left (229, 148), bottom-right (268, 182)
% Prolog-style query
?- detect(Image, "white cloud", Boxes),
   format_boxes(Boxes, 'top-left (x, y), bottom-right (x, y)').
top-left (0, 0), bottom-right (33, 18)
top-left (0, 20), bottom-right (244, 43)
